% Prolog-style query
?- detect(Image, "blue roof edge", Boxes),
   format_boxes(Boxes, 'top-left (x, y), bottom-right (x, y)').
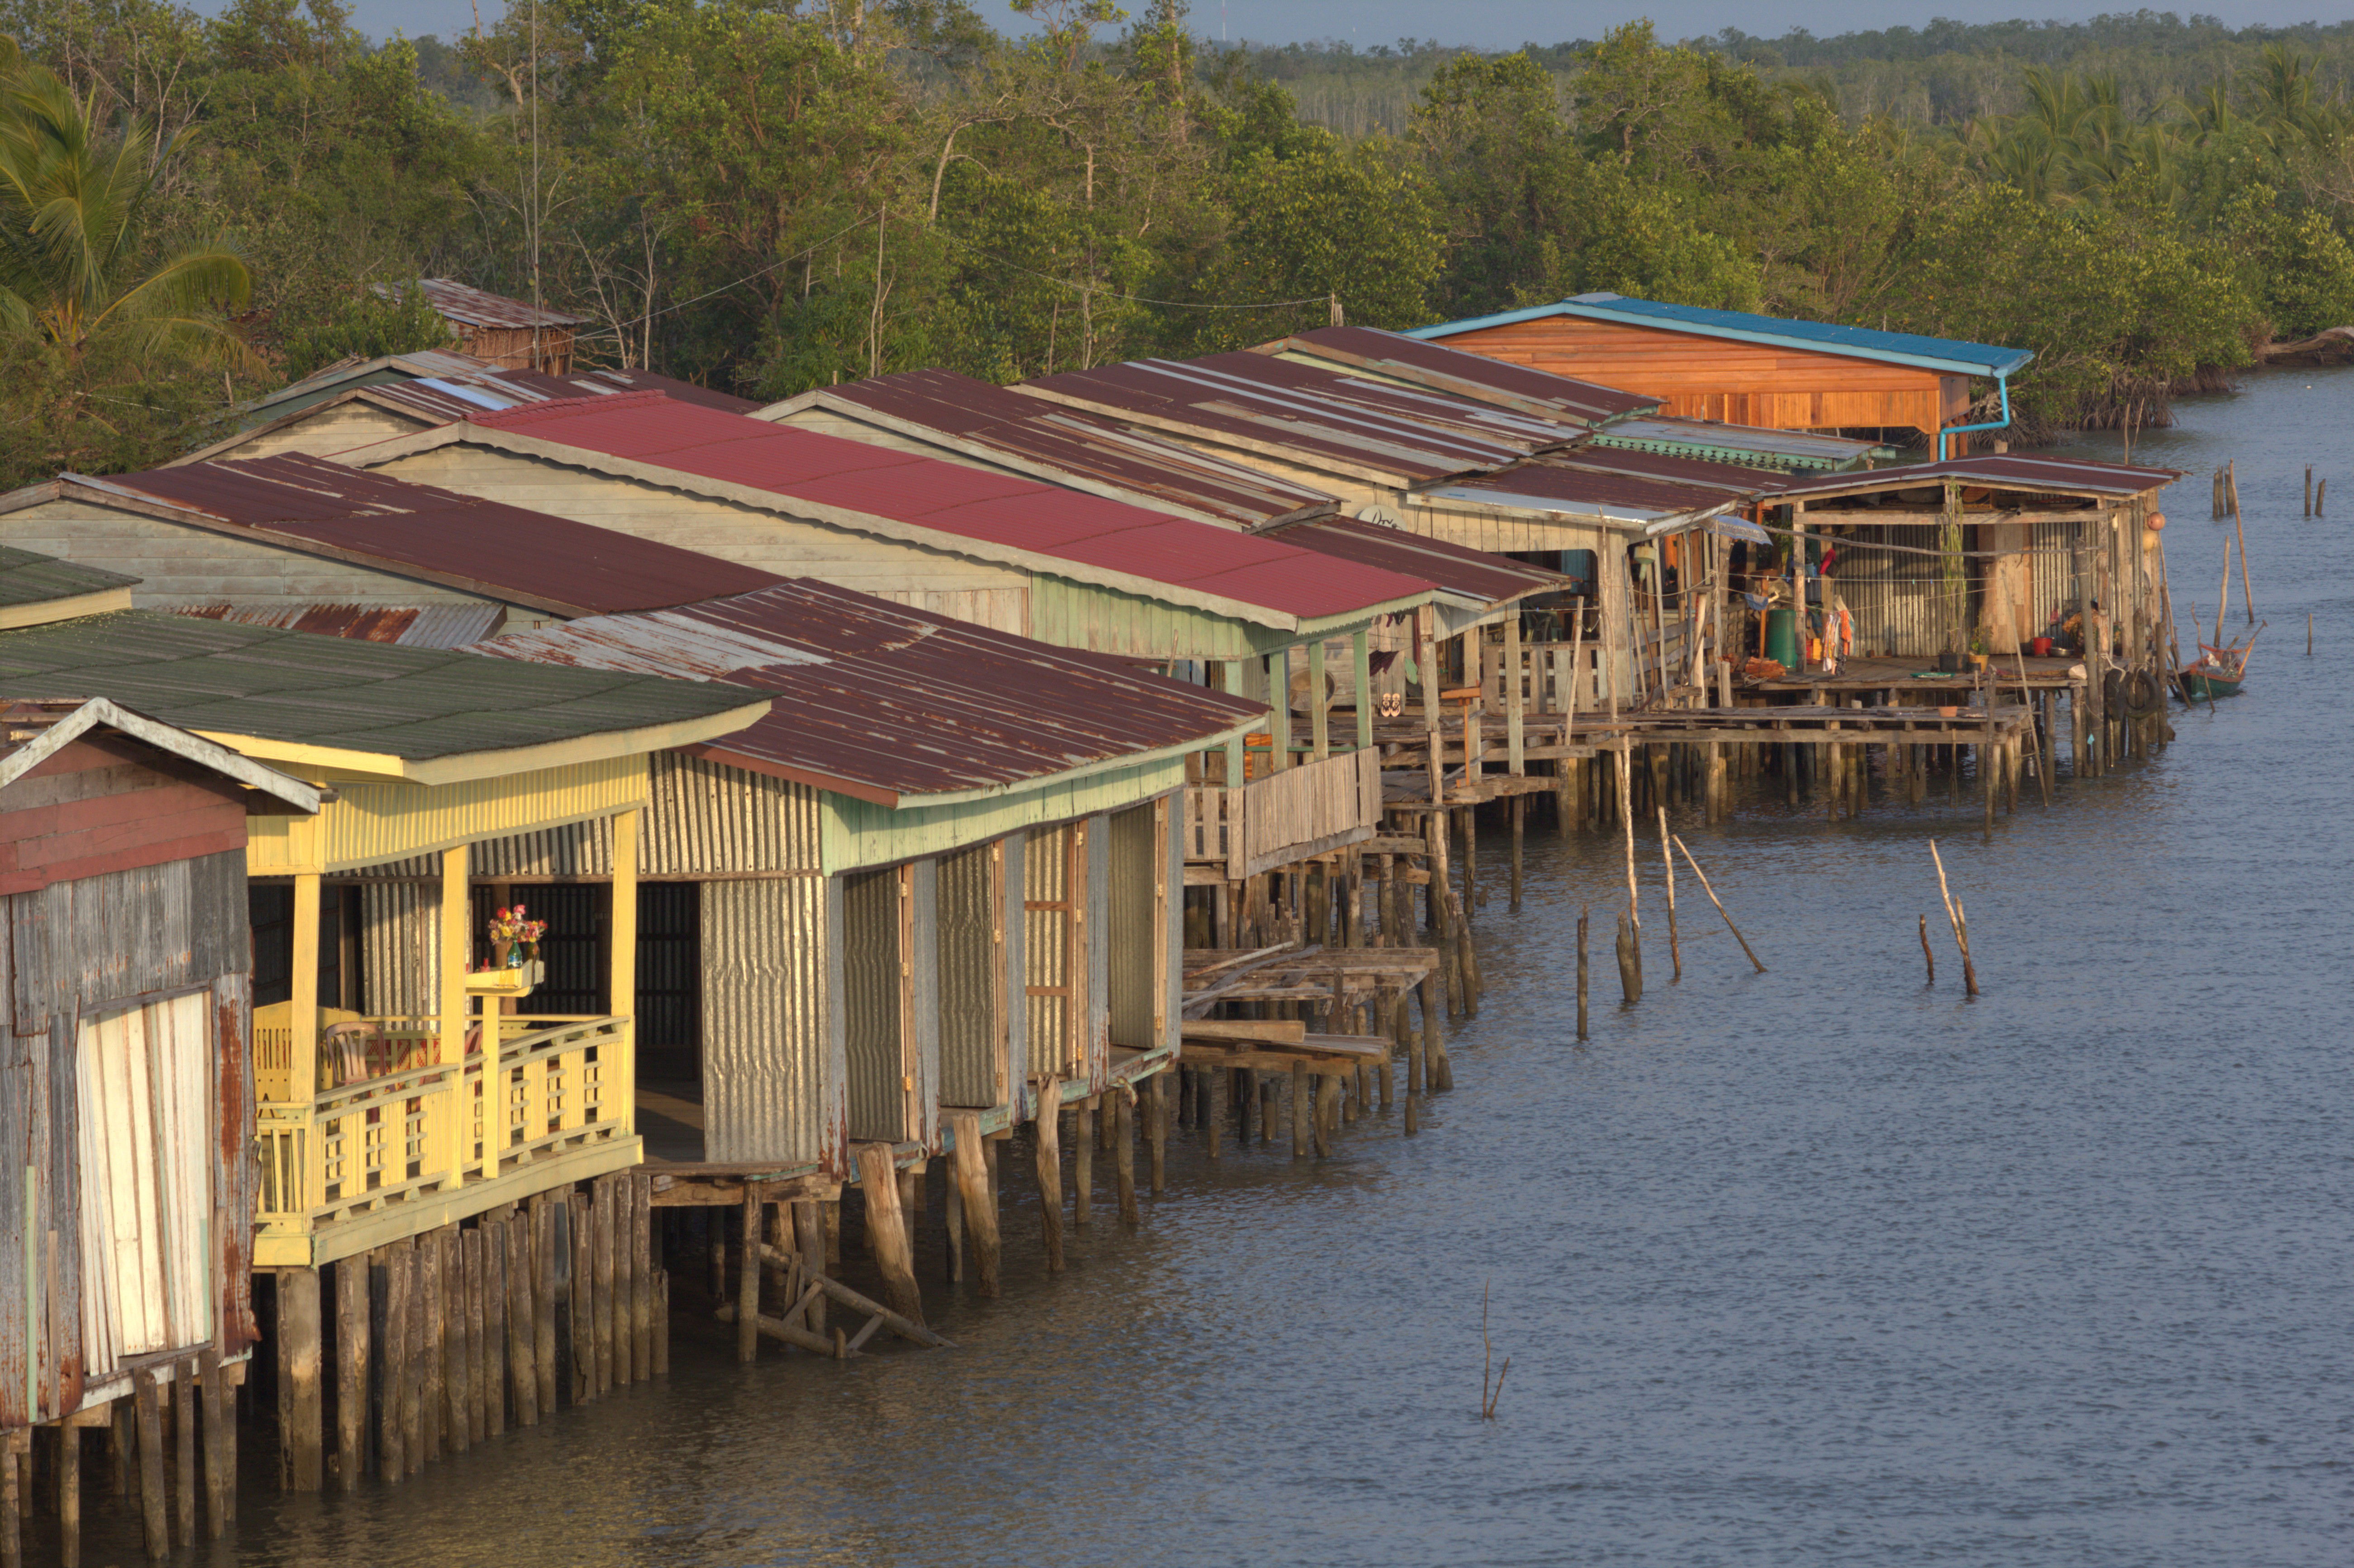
top-left (1408, 297), bottom-right (2034, 379)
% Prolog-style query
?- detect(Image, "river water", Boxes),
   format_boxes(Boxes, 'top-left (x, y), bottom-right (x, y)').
top-left (98, 365), bottom-right (2354, 1567)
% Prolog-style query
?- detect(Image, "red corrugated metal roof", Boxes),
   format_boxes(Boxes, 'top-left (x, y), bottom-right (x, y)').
top-left (460, 394), bottom-right (1434, 624)
top-left (1014, 352), bottom-right (1596, 484)
top-left (1433, 459), bottom-right (1758, 521)
top-left (1259, 326), bottom-right (1658, 425)
top-left (473, 580), bottom-right (1261, 804)
top-left (1769, 453), bottom-right (2183, 502)
top-left (83, 455), bottom-right (784, 616)
top-left (795, 369), bottom-right (1334, 527)
top-left (174, 602), bottom-right (506, 648)
top-left (1267, 518), bottom-right (1567, 609)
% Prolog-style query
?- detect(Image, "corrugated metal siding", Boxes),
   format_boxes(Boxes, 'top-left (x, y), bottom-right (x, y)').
top-left (1107, 805), bottom-right (1156, 1050)
top-left (648, 753), bottom-right (823, 874)
top-left (1084, 815), bottom-right (1110, 1087)
top-left (1, 848), bottom-right (250, 1425)
top-left (935, 843), bottom-right (999, 1108)
top-left (1162, 795), bottom-right (1183, 1053)
top-left (1025, 573), bottom-right (1273, 660)
top-left (701, 877), bottom-right (836, 1168)
top-left (1833, 523), bottom-right (1965, 660)
top-left (246, 756), bottom-right (651, 876)
top-left (360, 882), bottom-right (439, 1016)
top-left (823, 753), bottom-right (1195, 873)
top-left (840, 869), bottom-right (903, 1144)
top-left (1000, 831), bottom-right (1027, 1110)
top-left (907, 858), bottom-right (940, 1150)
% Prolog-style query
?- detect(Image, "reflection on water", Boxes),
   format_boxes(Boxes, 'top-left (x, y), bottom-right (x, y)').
top-left (84, 367), bottom-right (2354, 1567)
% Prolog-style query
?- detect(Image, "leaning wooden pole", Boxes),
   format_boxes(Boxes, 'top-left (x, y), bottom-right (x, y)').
top-left (1031, 1077), bottom-right (1065, 1272)
top-left (1657, 806), bottom-right (1681, 982)
top-left (853, 1144), bottom-right (926, 1328)
top-left (1670, 835), bottom-right (1766, 974)
top-left (1927, 839), bottom-right (1979, 996)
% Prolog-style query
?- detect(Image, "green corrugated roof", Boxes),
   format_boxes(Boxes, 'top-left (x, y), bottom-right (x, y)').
top-left (0, 545), bottom-right (140, 608)
top-left (0, 611), bottom-right (759, 761)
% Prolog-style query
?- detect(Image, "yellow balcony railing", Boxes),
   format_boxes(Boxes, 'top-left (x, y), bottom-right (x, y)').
top-left (253, 1012), bottom-right (632, 1252)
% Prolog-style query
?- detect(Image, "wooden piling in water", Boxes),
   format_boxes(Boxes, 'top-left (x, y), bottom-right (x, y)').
top-left (948, 1112), bottom-right (1001, 1295)
top-left (132, 1369), bottom-right (167, 1559)
top-left (1073, 1096), bottom-right (1096, 1228)
top-left (1616, 910), bottom-right (1642, 1004)
top-left (854, 1144), bottom-right (927, 1327)
top-left (1576, 907), bottom-right (1590, 1039)
top-left (1115, 1088), bottom-right (1140, 1224)
top-left (1032, 1082), bottom-right (1065, 1271)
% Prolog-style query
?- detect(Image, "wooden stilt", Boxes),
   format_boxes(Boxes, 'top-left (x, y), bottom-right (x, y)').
top-left (132, 1370), bottom-right (167, 1559)
top-left (462, 1225), bottom-right (488, 1435)
top-left (534, 1201), bottom-right (559, 1415)
top-left (376, 1247), bottom-right (407, 1483)
top-left (944, 1156), bottom-right (965, 1284)
top-left (1, 1431), bottom-right (19, 1568)
top-left (505, 1213), bottom-right (537, 1426)
top-left (567, 1195), bottom-right (592, 1403)
top-left (332, 1258), bottom-right (367, 1489)
top-left (1290, 1061), bottom-right (1309, 1158)
top-left (1073, 1096), bottom-right (1096, 1227)
top-left (275, 1266), bottom-right (323, 1493)
top-left (173, 1363), bottom-right (195, 1544)
top-left (854, 1144), bottom-right (927, 1327)
top-left (482, 1221), bottom-right (509, 1437)
top-left (736, 1185), bottom-right (761, 1363)
top-left (418, 1231), bottom-right (444, 1464)
top-left (795, 1198), bottom-right (827, 1335)
top-left (1203, 1067), bottom-right (1222, 1160)
top-left (1509, 794), bottom-right (1525, 912)
top-left (1576, 906), bottom-right (1590, 1039)
top-left (1313, 1074), bottom-right (1336, 1158)
top-left (1032, 1081), bottom-right (1065, 1271)
top-left (1148, 1072), bottom-right (1168, 1193)
top-left (1115, 1088), bottom-right (1140, 1224)
top-left (440, 1229), bottom-right (469, 1451)
top-left (610, 1180), bottom-right (634, 1388)
top-left (892, 1169), bottom-right (920, 1294)
top-left (57, 1415), bottom-right (81, 1568)
top-left (948, 1112), bottom-right (1001, 1295)
top-left (591, 1183), bottom-right (614, 1396)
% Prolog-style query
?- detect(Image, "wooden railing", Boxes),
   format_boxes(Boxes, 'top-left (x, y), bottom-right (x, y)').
top-left (254, 1014), bottom-right (631, 1245)
top-left (1184, 748), bottom-right (1381, 880)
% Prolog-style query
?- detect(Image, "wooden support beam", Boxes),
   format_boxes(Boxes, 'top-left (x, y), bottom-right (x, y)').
top-left (947, 1112), bottom-right (1001, 1296)
top-left (1072, 1096), bottom-right (1096, 1229)
top-left (1031, 1081), bottom-right (1065, 1270)
top-left (853, 1144), bottom-right (927, 1328)
top-left (736, 1185), bottom-right (760, 1364)
top-left (133, 1369), bottom-right (167, 1559)
top-left (1114, 1088), bottom-right (1139, 1225)
top-left (276, 1266), bottom-right (323, 1493)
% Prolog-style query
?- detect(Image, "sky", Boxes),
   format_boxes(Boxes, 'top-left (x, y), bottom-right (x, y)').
top-left (290, 0), bottom-right (2342, 49)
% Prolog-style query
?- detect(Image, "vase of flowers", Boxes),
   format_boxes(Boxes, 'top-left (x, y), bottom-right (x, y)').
top-left (487, 905), bottom-right (548, 969)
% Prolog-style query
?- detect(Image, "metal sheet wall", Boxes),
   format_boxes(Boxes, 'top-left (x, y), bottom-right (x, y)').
top-left (839, 868), bottom-right (904, 1144)
top-left (0, 848), bottom-right (254, 1428)
top-left (359, 882), bottom-right (440, 1017)
top-left (1831, 524), bottom-right (1961, 660)
top-left (1000, 831), bottom-right (1028, 1111)
top-left (700, 877), bottom-right (838, 1169)
top-left (1162, 794), bottom-right (1183, 1051)
top-left (935, 843), bottom-right (1000, 1109)
top-left (907, 857), bottom-right (940, 1150)
top-left (1084, 814), bottom-right (1111, 1087)
top-left (1106, 805), bottom-right (1157, 1051)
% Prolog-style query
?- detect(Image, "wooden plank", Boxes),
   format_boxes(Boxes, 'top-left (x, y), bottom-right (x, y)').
top-left (1179, 1019), bottom-right (1306, 1046)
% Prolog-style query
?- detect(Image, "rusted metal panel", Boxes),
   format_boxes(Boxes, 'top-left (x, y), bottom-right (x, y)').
top-left (176, 601), bottom-right (505, 648)
top-left (647, 753), bottom-right (822, 874)
top-left (1771, 453), bottom-right (2181, 504)
top-left (213, 969), bottom-right (257, 1354)
top-left (406, 279), bottom-right (586, 331)
top-left (85, 454), bottom-right (784, 616)
top-left (793, 369), bottom-right (1339, 528)
top-left (1263, 325), bottom-right (1659, 426)
top-left (1000, 830), bottom-right (1027, 1110)
top-left (1084, 814), bottom-right (1111, 1090)
top-left (1017, 352), bottom-right (1595, 485)
top-left (700, 876), bottom-right (837, 1169)
top-left (360, 882), bottom-right (440, 1015)
top-left (480, 581), bottom-right (1262, 806)
top-left (1265, 516), bottom-right (1568, 609)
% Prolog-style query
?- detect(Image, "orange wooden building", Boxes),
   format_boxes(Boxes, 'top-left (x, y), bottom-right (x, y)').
top-left (1409, 293), bottom-right (2033, 452)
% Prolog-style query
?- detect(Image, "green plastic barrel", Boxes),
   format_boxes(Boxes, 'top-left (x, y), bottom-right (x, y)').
top-left (1766, 608), bottom-right (1801, 668)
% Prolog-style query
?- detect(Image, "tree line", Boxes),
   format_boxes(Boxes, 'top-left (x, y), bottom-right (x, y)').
top-left (4, 0), bottom-right (2352, 488)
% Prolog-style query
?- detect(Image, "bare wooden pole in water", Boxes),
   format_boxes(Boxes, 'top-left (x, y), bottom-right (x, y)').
top-left (1657, 807), bottom-right (1681, 982)
top-left (1031, 1080), bottom-right (1065, 1272)
top-left (853, 1144), bottom-right (926, 1327)
top-left (1670, 835), bottom-right (1766, 974)
top-left (1928, 839), bottom-right (1979, 996)
top-left (1576, 907), bottom-right (1589, 1039)
top-left (1919, 914), bottom-right (1935, 984)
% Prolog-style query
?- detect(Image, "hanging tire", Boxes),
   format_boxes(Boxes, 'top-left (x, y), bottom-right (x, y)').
top-left (2121, 668), bottom-right (2163, 720)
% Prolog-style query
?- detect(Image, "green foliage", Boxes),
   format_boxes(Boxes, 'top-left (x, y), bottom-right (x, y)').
top-left (276, 281), bottom-right (450, 378)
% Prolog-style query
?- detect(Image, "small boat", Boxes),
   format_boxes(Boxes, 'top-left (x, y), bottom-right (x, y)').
top-left (2178, 640), bottom-right (2250, 699)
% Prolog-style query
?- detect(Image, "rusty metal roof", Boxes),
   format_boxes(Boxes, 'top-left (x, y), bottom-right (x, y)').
top-left (253, 352), bottom-right (755, 423)
top-left (1427, 447), bottom-right (1776, 528)
top-left (768, 369), bottom-right (1337, 528)
top-left (61, 455), bottom-right (784, 616)
top-left (475, 580), bottom-right (1261, 806)
top-left (1262, 518), bottom-right (1566, 610)
top-left (399, 279), bottom-right (588, 330)
top-left (1015, 351), bottom-right (1597, 486)
top-left (0, 544), bottom-right (140, 608)
top-left (1257, 326), bottom-right (1658, 426)
top-left (1770, 453), bottom-right (2183, 504)
top-left (443, 393), bottom-right (1434, 628)
top-left (1590, 415), bottom-right (1895, 472)
top-left (176, 602), bottom-right (506, 648)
